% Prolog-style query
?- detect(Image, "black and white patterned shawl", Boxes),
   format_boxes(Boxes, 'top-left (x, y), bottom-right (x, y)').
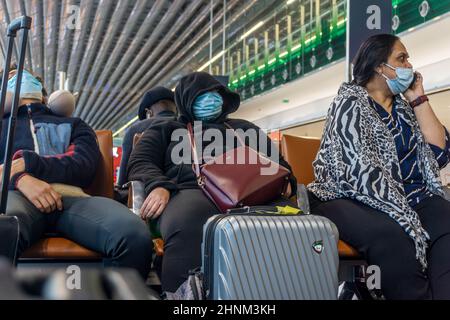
top-left (308, 82), bottom-right (447, 271)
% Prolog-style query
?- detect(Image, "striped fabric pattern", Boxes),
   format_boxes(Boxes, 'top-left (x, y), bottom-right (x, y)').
top-left (372, 100), bottom-right (449, 207)
top-left (308, 83), bottom-right (449, 271)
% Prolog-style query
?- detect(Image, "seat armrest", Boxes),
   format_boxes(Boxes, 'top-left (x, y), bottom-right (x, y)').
top-left (127, 181), bottom-right (145, 216)
top-left (296, 184), bottom-right (310, 214)
top-left (127, 182), bottom-right (163, 249)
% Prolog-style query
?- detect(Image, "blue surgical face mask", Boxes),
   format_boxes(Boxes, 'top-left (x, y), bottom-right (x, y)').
top-left (381, 63), bottom-right (415, 95)
top-left (192, 91), bottom-right (223, 122)
top-left (7, 70), bottom-right (43, 101)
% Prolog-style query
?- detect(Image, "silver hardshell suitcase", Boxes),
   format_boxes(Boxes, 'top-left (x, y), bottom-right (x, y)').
top-left (201, 213), bottom-right (339, 300)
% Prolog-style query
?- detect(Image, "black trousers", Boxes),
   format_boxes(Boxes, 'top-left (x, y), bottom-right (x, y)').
top-left (308, 191), bottom-right (450, 300)
top-left (158, 188), bottom-right (294, 292)
top-left (6, 191), bottom-right (153, 279)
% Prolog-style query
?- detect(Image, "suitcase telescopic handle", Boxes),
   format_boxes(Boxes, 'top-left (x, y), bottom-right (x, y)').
top-left (0, 16), bottom-right (32, 214)
top-left (7, 16), bottom-right (32, 36)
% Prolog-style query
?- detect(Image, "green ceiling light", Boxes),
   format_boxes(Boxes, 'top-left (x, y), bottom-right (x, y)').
top-left (232, 79), bottom-right (238, 84)
top-left (257, 64), bottom-right (266, 71)
top-left (239, 21), bottom-right (265, 41)
top-left (337, 17), bottom-right (346, 27)
top-left (197, 50), bottom-right (225, 72)
top-left (279, 51), bottom-right (289, 58)
top-left (268, 58), bottom-right (277, 65)
top-left (240, 75), bottom-right (247, 80)
top-left (292, 43), bottom-right (302, 51)
top-left (249, 69), bottom-right (256, 75)
top-left (305, 35), bottom-right (317, 45)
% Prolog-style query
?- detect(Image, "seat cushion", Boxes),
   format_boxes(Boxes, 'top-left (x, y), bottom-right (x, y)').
top-left (338, 240), bottom-right (360, 258)
top-left (151, 238), bottom-right (360, 259)
top-left (20, 237), bottom-right (102, 260)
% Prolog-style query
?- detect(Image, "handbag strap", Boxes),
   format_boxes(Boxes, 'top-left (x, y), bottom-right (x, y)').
top-left (187, 122), bottom-right (249, 181)
top-left (223, 122), bottom-right (246, 147)
top-left (187, 122), bottom-right (201, 179)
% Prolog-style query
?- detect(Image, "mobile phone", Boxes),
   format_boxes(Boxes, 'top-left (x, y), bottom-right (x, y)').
top-left (409, 72), bottom-right (418, 89)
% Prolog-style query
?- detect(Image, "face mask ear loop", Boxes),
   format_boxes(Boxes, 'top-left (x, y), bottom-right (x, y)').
top-left (379, 72), bottom-right (390, 81)
top-left (379, 63), bottom-right (395, 81)
top-left (383, 62), bottom-right (396, 71)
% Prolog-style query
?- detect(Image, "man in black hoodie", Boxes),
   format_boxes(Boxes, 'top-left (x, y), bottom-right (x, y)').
top-left (0, 71), bottom-right (152, 278)
top-left (128, 72), bottom-right (296, 292)
top-left (117, 87), bottom-right (177, 186)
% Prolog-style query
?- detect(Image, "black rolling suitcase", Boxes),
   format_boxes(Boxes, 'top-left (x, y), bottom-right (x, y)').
top-left (0, 16), bottom-right (32, 265)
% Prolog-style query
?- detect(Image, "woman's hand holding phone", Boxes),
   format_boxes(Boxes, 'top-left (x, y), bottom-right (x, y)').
top-left (404, 71), bottom-right (425, 103)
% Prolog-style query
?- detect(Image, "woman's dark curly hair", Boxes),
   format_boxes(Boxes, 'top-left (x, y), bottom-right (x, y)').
top-left (352, 34), bottom-right (400, 86)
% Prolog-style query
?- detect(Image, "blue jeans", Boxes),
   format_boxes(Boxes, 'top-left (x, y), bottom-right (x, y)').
top-left (6, 191), bottom-right (153, 279)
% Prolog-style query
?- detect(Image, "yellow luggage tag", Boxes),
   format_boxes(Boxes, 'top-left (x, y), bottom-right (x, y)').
top-left (275, 205), bottom-right (303, 215)
top-left (226, 205), bottom-right (303, 215)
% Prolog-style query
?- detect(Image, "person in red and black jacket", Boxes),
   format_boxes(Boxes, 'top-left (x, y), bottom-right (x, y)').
top-left (0, 70), bottom-right (152, 279)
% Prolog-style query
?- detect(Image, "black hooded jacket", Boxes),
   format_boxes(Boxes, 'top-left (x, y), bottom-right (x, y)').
top-left (127, 72), bottom-right (296, 197)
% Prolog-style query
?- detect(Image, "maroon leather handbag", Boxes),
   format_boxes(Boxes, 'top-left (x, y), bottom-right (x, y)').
top-left (187, 123), bottom-right (291, 212)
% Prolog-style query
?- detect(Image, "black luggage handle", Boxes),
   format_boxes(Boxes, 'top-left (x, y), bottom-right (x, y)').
top-left (0, 16), bottom-right (32, 121)
top-left (7, 16), bottom-right (32, 36)
top-left (0, 16), bottom-right (32, 214)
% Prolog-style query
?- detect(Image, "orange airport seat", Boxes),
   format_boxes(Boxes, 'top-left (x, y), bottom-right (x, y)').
top-left (281, 134), bottom-right (361, 259)
top-left (21, 237), bottom-right (101, 260)
top-left (280, 134), bottom-right (321, 186)
top-left (131, 133), bottom-right (362, 260)
top-left (20, 130), bottom-right (114, 261)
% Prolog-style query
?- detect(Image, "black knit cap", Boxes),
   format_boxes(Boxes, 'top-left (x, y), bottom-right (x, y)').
top-left (138, 86), bottom-right (174, 120)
